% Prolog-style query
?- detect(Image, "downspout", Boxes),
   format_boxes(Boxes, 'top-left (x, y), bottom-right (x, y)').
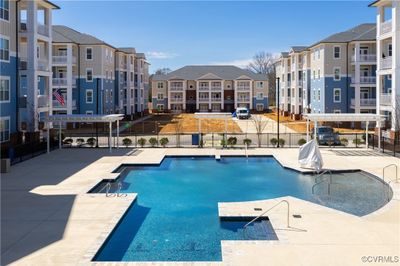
top-left (346, 42), bottom-right (349, 113)
top-left (16, 0), bottom-right (21, 137)
top-left (77, 45), bottom-right (80, 113)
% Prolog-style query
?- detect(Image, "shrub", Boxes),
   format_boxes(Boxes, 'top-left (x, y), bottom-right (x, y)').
top-left (353, 138), bottom-right (363, 145)
top-left (298, 138), bottom-right (307, 146)
top-left (122, 138), bottom-right (132, 147)
top-left (63, 138), bottom-right (73, 145)
top-left (87, 137), bottom-right (96, 147)
top-left (227, 137), bottom-right (237, 148)
top-left (137, 138), bottom-right (146, 148)
top-left (159, 137), bottom-right (169, 147)
top-left (270, 138), bottom-right (278, 147)
top-left (76, 138), bottom-right (85, 146)
top-left (243, 138), bottom-right (252, 147)
top-left (278, 138), bottom-right (285, 147)
top-left (341, 138), bottom-right (349, 147)
top-left (149, 137), bottom-right (158, 147)
top-left (220, 139), bottom-right (227, 147)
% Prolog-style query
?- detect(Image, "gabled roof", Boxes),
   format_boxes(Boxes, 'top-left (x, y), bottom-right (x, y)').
top-left (52, 25), bottom-right (115, 48)
top-left (290, 46), bottom-right (308, 53)
top-left (118, 47), bottom-right (136, 54)
top-left (136, 53), bottom-right (146, 59)
top-left (152, 65), bottom-right (267, 81)
top-left (309, 23), bottom-right (376, 48)
top-left (197, 73), bottom-right (223, 80)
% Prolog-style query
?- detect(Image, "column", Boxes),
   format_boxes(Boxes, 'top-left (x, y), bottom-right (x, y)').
top-left (234, 80), bottom-right (237, 109)
top-left (208, 81), bottom-right (211, 110)
top-left (66, 44), bottom-right (73, 114)
top-left (220, 80), bottom-right (224, 111)
top-left (355, 42), bottom-right (361, 113)
top-left (47, 8), bottom-right (53, 120)
top-left (182, 81), bottom-right (186, 111)
top-left (27, 0), bottom-right (38, 132)
top-left (249, 81), bottom-right (253, 110)
top-left (196, 81), bottom-right (200, 110)
top-left (392, 1), bottom-right (400, 131)
top-left (167, 80), bottom-right (171, 110)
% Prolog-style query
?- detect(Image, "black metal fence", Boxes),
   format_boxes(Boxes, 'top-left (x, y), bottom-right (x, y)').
top-left (369, 134), bottom-right (400, 157)
top-left (4, 140), bottom-right (59, 165)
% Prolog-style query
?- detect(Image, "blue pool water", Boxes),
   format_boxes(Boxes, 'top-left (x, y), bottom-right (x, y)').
top-left (93, 156), bottom-right (391, 262)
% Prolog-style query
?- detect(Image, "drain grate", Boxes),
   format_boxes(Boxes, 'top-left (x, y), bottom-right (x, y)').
top-left (254, 208), bottom-right (263, 211)
top-left (293, 214), bottom-right (302, 218)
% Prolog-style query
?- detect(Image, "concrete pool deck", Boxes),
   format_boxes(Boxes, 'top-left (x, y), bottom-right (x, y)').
top-left (1, 148), bottom-right (399, 266)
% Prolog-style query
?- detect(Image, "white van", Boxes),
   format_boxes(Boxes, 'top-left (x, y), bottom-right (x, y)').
top-left (236, 107), bottom-right (250, 119)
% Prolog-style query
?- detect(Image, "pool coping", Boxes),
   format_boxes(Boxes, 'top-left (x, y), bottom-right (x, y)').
top-left (79, 152), bottom-right (399, 265)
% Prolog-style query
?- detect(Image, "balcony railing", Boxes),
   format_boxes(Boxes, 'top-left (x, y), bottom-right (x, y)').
top-left (37, 95), bottom-right (49, 108)
top-left (198, 98), bottom-right (209, 102)
top-left (53, 78), bottom-right (67, 86)
top-left (199, 86), bottom-right (210, 91)
top-left (237, 86), bottom-right (250, 91)
top-left (237, 98), bottom-right (250, 102)
top-left (297, 80), bottom-right (303, 86)
top-left (170, 86), bottom-right (183, 91)
top-left (351, 76), bottom-right (376, 84)
top-left (211, 86), bottom-right (222, 91)
top-left (380, 93), bottom-right (392, 106)
top-left (170, 98), bottom-right (184, 103)
top-left (381, 57), bottom-right (392, 70)
top-left (211, 98), bottom-right (222, 101)
top-left (381, 19), bottom-right (392, 35)
top-left (52, 55), bottom-right (77, 64)
top-left (53, 99), bottom-right (77, 108)
top-left (351, 54), bottom-right (376, 62)
top-left (38, 59), bottom-right (50, 71)
top-left (350, 98), bottom-right (376, 107)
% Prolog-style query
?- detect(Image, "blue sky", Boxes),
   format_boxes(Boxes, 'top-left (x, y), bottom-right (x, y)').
top-left (52, 1), bottom-right (376, 73)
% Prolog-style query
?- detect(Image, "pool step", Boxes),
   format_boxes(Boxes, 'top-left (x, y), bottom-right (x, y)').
top-left (215, 151), bottom-right (221, 160)
top-left (243, 220), bottom-right (278, 240)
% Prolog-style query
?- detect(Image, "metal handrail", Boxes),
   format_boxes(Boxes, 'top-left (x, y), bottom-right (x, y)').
top-left (243, 200), bottom-right (290, 239)
top-left (383, 164), bottom-right (398, 183)
top-left (97, 182), bottom-right (111, 195)
top-left (312, 170), bottom-right (333, 195)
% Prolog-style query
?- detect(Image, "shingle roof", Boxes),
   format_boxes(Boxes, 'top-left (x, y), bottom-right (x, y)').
top-left (136, 53), bottom-right (146, 59)
top-left (118, 47), bottom-right (136, 54)
top-left (152, 65), bottom-right (267, 81)
top-left (52, 25), bottom-right (115, 48)
top-left (310, 23), bottom-right (376, 48)
top-left (290, 46), bottom-right (308, 53)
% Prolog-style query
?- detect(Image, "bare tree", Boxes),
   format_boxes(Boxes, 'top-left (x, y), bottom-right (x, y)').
top-left (247, 52), bottom-right (277, 106)
top-left (154, 68), bottom-right (172, 76)
top-left (252, 115), bottom-right (269, 147)
top-left (172, 117), bottom-right (183, 147)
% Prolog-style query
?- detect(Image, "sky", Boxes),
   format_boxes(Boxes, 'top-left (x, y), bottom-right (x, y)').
top-left (52, 1), bottom-right (376, 73)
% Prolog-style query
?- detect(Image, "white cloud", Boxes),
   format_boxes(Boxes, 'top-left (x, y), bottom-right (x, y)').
top-left (145, 51), bottom-right (178, 59)
top-left (210, 58), bottom-right (252, 69)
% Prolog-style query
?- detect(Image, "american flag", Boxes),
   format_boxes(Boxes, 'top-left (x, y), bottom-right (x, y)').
top-left (53, 89), bottom-right (65, 106)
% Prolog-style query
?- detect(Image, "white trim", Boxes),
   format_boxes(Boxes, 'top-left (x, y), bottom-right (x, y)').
top-left (333, 67), bottom-right (341, 81)
top-left (333, 109), bottom-right (341, 114)
top-left (86, 47), bottom-right (93, 61)
top-left (333, 45), bottom-right (341, 59)
top-left (0, 75), bottom-right (10, 103)
top-left (86, 110), bottom-right (93, 115)
top-left (333, 88), bottom-right (341, 103)
top-left (0, 116), bottom-right (10, 143)
top-left (86, 68), bottom-right (93, 82)
top-left (157, 93), bottom-right (164, 100)
top-left (86, 89), bottom-right (93, 104)
top-left (0, 34), bottom-right (10, 63)
top-left (256, 103), bottom-right (264, 111)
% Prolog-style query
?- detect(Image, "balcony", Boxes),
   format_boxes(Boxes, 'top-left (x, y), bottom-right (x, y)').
top-left (170, 86), bottom-right (183, 91)
top-left (350, 98), bottom-right (376, 108)
top-left (351, 54), bottom-right (376, 63)
top-left (38, 59), bottom-right (50, 71)
top-left (211, 97), bottom-right (222, 102)
top-left (237, 98), bottom-right (250, 102)
top-left (53, 99), bottom-right (77, 109)
top-left (236, 86), bottom-right (250, 91)
top-left (351, 76), bottom-right (376, 84)
top-left (381, 57), bottom-right (392, 70)
top-left (198, 98), bottom-right (209, 102)
top-left (53, 78), bottom-right (67, 86)
top-left (37, 23), bottom-right (50, 37)
top-left (211, 86), bottom-right (222, 91)
top-left (37, 95), bottom-right (49, 108)
top-left (297, 80), bottom-right (303, 86)
top-left (52, 55), bottom-right (77, 65)
top-left (380, 19), bottom-right (392, 36)
top-left (170, 98), bottom-right (184, 103)
top-left (199, 86), bottom-right (209, 91)
top-left (380, 93), bottom-right (392, 106)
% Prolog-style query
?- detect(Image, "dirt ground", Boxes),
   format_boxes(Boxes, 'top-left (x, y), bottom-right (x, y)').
top-left (157, 114), bottom-right (242, 134)
top-left (264, 113), bottom-right (373, 133)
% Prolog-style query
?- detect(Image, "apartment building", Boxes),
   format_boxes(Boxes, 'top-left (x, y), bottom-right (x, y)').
top-left (308, 23), bottom-right (377, 116)
top-left (151, 65), bottom-right (268, 113)
top-left (370, 0), bottom-right (400, 139)
top-left (275, 46), bottom-right (311, 119)
top-left (0, 0), bottom-right (59, 145)
top-left (134, 53), bottom-right (150, 114)
top-left (115, 48), bottom-right (135, 116)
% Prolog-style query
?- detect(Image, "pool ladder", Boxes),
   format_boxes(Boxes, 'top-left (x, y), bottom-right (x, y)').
top-left (243, 200), bottom-right (290, 239)
top-left (382, 164), bottom-right (398, 202)
top-left (98, 181), bottom-right (126, 197)
top-left (311, 170), bottom-right (333, 195)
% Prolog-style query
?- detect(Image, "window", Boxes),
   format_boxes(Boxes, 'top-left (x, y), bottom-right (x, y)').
top-left (130, 56), bottom-right (133, 65)
top-left (388, 44), bottom-right (392, 57)
top-left (317, 49), bottom-right (320, 59)
top-left (318, 69), bottom-right (321, 79)
top-left (317, 89), bottom-right (321, 101)
top-left (256, 92), bottom-right (264, 100)
top-left (110, 71), bottom-right (113, 80)
top-left (256, 104), bottom-right (264, 111)
top-left (0, 77), bottom-right (10, 102)
top-left (333, 46), bottom-right (341, 59)
top-left (86, 89), bottom-right (93, 103)
top-left (0, 37), bottom-right (9, 61)
top-left (105, 71), bottom-right (108, 81)
top-left (0, 0), bottom-right (9, 21)
top-left (334, 67), bottom-right (340, 81)
top-left (86, 47), bottom-right (93, 60)
top-left (333, 109), bottom-right (341, 114)
top-left (0, 117), bottom-right (10, 142)
top-left (157, 104), bottom-right (164, 111)
top-left (256, 81), bottom-right (263, 88)
top-left (86, 110), bottom-right (93, 115)
top-left (157, 93), bottom-right (164, 100)
top-left (333, 88), bottom-right (341, 102)
top-left (86, 68), bottom-right (93, 82)
top-left (157, 82), bottom-right (164, 89)
top-left (313, 70), bottom-right (316, 80)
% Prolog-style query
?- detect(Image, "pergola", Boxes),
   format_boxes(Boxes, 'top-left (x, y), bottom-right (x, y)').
top-left (303, 113), bottom-right (387, 149)
top-left (45, 114), bottom-right (125, 153)
top-left (193, 112), bottom-right (233, 134)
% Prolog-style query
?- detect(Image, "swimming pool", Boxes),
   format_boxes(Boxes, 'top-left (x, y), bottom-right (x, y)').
top-left (92, 156), bottom-right (392, 262)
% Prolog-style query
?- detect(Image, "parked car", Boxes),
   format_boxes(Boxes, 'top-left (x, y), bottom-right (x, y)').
top-left (316, 126), bottom-right (341, 145)
top-left (235, 107), bottom-right (251, 119)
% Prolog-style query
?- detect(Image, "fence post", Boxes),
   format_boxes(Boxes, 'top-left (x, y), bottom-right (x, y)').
top-left (382, 136), bottom-right (385, 153)
top-left (355, 133), bottom-right (358, 148)
top-left (289, 133), bottom-right (291, 148)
